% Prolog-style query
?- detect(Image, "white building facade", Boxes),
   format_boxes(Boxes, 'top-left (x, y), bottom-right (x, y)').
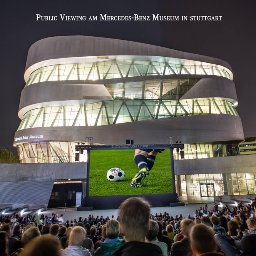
top-left (14, 36), bottom-right (253, 203)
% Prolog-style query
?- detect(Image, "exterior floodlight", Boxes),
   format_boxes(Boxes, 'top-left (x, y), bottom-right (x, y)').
top-left (218, 202), bottom-right (224, 208)
top-left (36, 208), bottom-right (47, 215)
top-left (19, 208), bottom-right (32, 216)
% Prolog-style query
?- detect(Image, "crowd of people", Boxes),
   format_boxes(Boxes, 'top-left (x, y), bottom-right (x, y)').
top-left (0, 198), bottom-right (256, 256)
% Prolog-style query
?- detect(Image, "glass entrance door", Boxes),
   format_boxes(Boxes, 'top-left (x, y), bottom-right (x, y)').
top-left (200, 183), bottom-right (215, 197)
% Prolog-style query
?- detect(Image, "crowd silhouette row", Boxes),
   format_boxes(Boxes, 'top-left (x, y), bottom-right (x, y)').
top-left (1, 197), bottom-right (256, 256)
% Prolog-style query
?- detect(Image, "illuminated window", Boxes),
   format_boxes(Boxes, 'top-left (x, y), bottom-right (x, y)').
top-left (25, 57), bottom-right (233, 86)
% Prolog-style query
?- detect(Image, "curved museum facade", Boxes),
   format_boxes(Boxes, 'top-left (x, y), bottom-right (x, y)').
top-left (14, 36), bottom-right (256, 202)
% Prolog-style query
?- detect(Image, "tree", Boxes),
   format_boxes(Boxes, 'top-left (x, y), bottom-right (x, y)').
top-left (0, 149), bottom-right (20, 163)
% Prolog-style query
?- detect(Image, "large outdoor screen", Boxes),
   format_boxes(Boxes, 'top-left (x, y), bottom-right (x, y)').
top-left (89, 148), bottom-right (173, 196)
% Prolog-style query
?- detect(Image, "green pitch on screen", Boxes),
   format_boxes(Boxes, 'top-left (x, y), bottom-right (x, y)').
top-left (89, 149), bottom-right (173, 196)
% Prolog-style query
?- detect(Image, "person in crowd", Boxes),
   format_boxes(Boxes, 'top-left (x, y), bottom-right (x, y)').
top-left (41, 225), bottom-right (50, 235)
top-left (10, 224), bottom-right (23, 255)
top-left (227, 220), bottom-right (240, 240)
top-left (157, 221), bottom-right (172, 252)
top-left (234, 217), bottom-right (256, 255)
top-left (194, 218), bottom-right (201, 225)
top-left (62, 226), bottom-right (91, 256)
top-left (173, 222), bottom-right (183, 242)
top-left (89, 225), bottom-right (98, 245)
top-left (113, 197), bottom-right (162, 256)
top-left (1, 223), bottom-right (22, 255)
top-left (190, 224), bottom-right (223, 256)
top-left (81, 223), bottom-right (94, 253)
top-left (20, 234), bottom-right (62, 256)
top-left (21, 226), bottom-right (41, 247)
top-left (146, 220), bottom-right (168, 256)
top-left (233, 216), bottom-right (241, 228)
top-left (50, 224), bottom-right (59, 236)
top-left (214, 218), bottom-right (241, 256)
top-left (60, 227), bottom-right (72, 249)
top-left (80, 226), bottom-right (94, 254)
top-left (251, 197), bottom-right (256, 209)
top-left (94, 224), bottom-right (107, 250)
top-left (84, 223), bottom-right (91, 236)
top-left (219, 216), bottom-right (228, 233)
top-left (239, 232), bottom-right (256, 256)
top-left (58, 214), bottom-right (65, 224)
top-left (95, 219), bottom-right (123, 256)
top-left (170, 219), bottom-right (195, 256)
top-left (239, 212), bottom-right (248, 232)
top-left (211, 215), bottom-right (226, 235)
top-left (58, 225), bottom-right (67, 240)
top-left (0, 231), bottom-right (9, 256)
top-left (246, 217), bottom-right (256, 235)
top-left (12, 224), bottom-right (22, 240)
top-left (201, 216), bottom-right (213, 227)
top-left (166, 224), bottom-right (175, 243)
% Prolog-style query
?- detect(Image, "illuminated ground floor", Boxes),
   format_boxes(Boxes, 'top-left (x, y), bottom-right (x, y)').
top-left (176, 172), bottom-right (256, 202)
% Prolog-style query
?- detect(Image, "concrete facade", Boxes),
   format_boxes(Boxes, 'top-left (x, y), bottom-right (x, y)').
top-left (0, 163), bottom-right (87, 207)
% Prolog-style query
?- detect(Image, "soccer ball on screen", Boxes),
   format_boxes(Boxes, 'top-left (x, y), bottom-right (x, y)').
top-left (107, 168), bottom-right (125, 181)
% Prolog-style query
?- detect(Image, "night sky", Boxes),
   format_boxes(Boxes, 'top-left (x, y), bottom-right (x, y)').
top-left (1, 0), bottom-right (256, 151)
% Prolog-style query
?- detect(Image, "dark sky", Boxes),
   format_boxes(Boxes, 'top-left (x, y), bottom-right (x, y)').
top-left (1, 0), bottom-right (256, 151)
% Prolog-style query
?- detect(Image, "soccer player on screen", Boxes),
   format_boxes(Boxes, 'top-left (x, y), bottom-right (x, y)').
top-left (130, 148), bottom-right (164, 187)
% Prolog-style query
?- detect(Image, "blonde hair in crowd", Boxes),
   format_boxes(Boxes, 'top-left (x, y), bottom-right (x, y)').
top-left (69, 226), bottom-right (86, 246)
top-left (118, 197), bottom-right (150, 242)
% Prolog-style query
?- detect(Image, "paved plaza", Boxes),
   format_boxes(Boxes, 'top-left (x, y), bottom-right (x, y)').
top-left (47, 203), bottom-right (214, 221)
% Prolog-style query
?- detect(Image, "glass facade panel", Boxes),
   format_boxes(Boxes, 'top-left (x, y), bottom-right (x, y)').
top-left (174, 144), bottom-right (214, 160)
top-left (25, 56), bottom-right (233, 86)
top-left (237, 173), bottom-right (248, 194)
top-left (17, 141), bottom-right (87, 163)
top-left (106, 79), bottom-right (197, 100)
top-left (18, 97), bottom-right (238, 131)
top-left (180, 172), bottom-right (256, 200)
top-left (246, 179), bottom-right (256, 194)
top-left (175, 143), bottom-right (243, 160)
top-left (200, 184), bottom-right (208, 197)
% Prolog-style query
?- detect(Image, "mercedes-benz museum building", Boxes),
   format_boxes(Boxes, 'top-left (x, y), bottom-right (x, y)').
top-left (13, 36), bottom-right (256, 203)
